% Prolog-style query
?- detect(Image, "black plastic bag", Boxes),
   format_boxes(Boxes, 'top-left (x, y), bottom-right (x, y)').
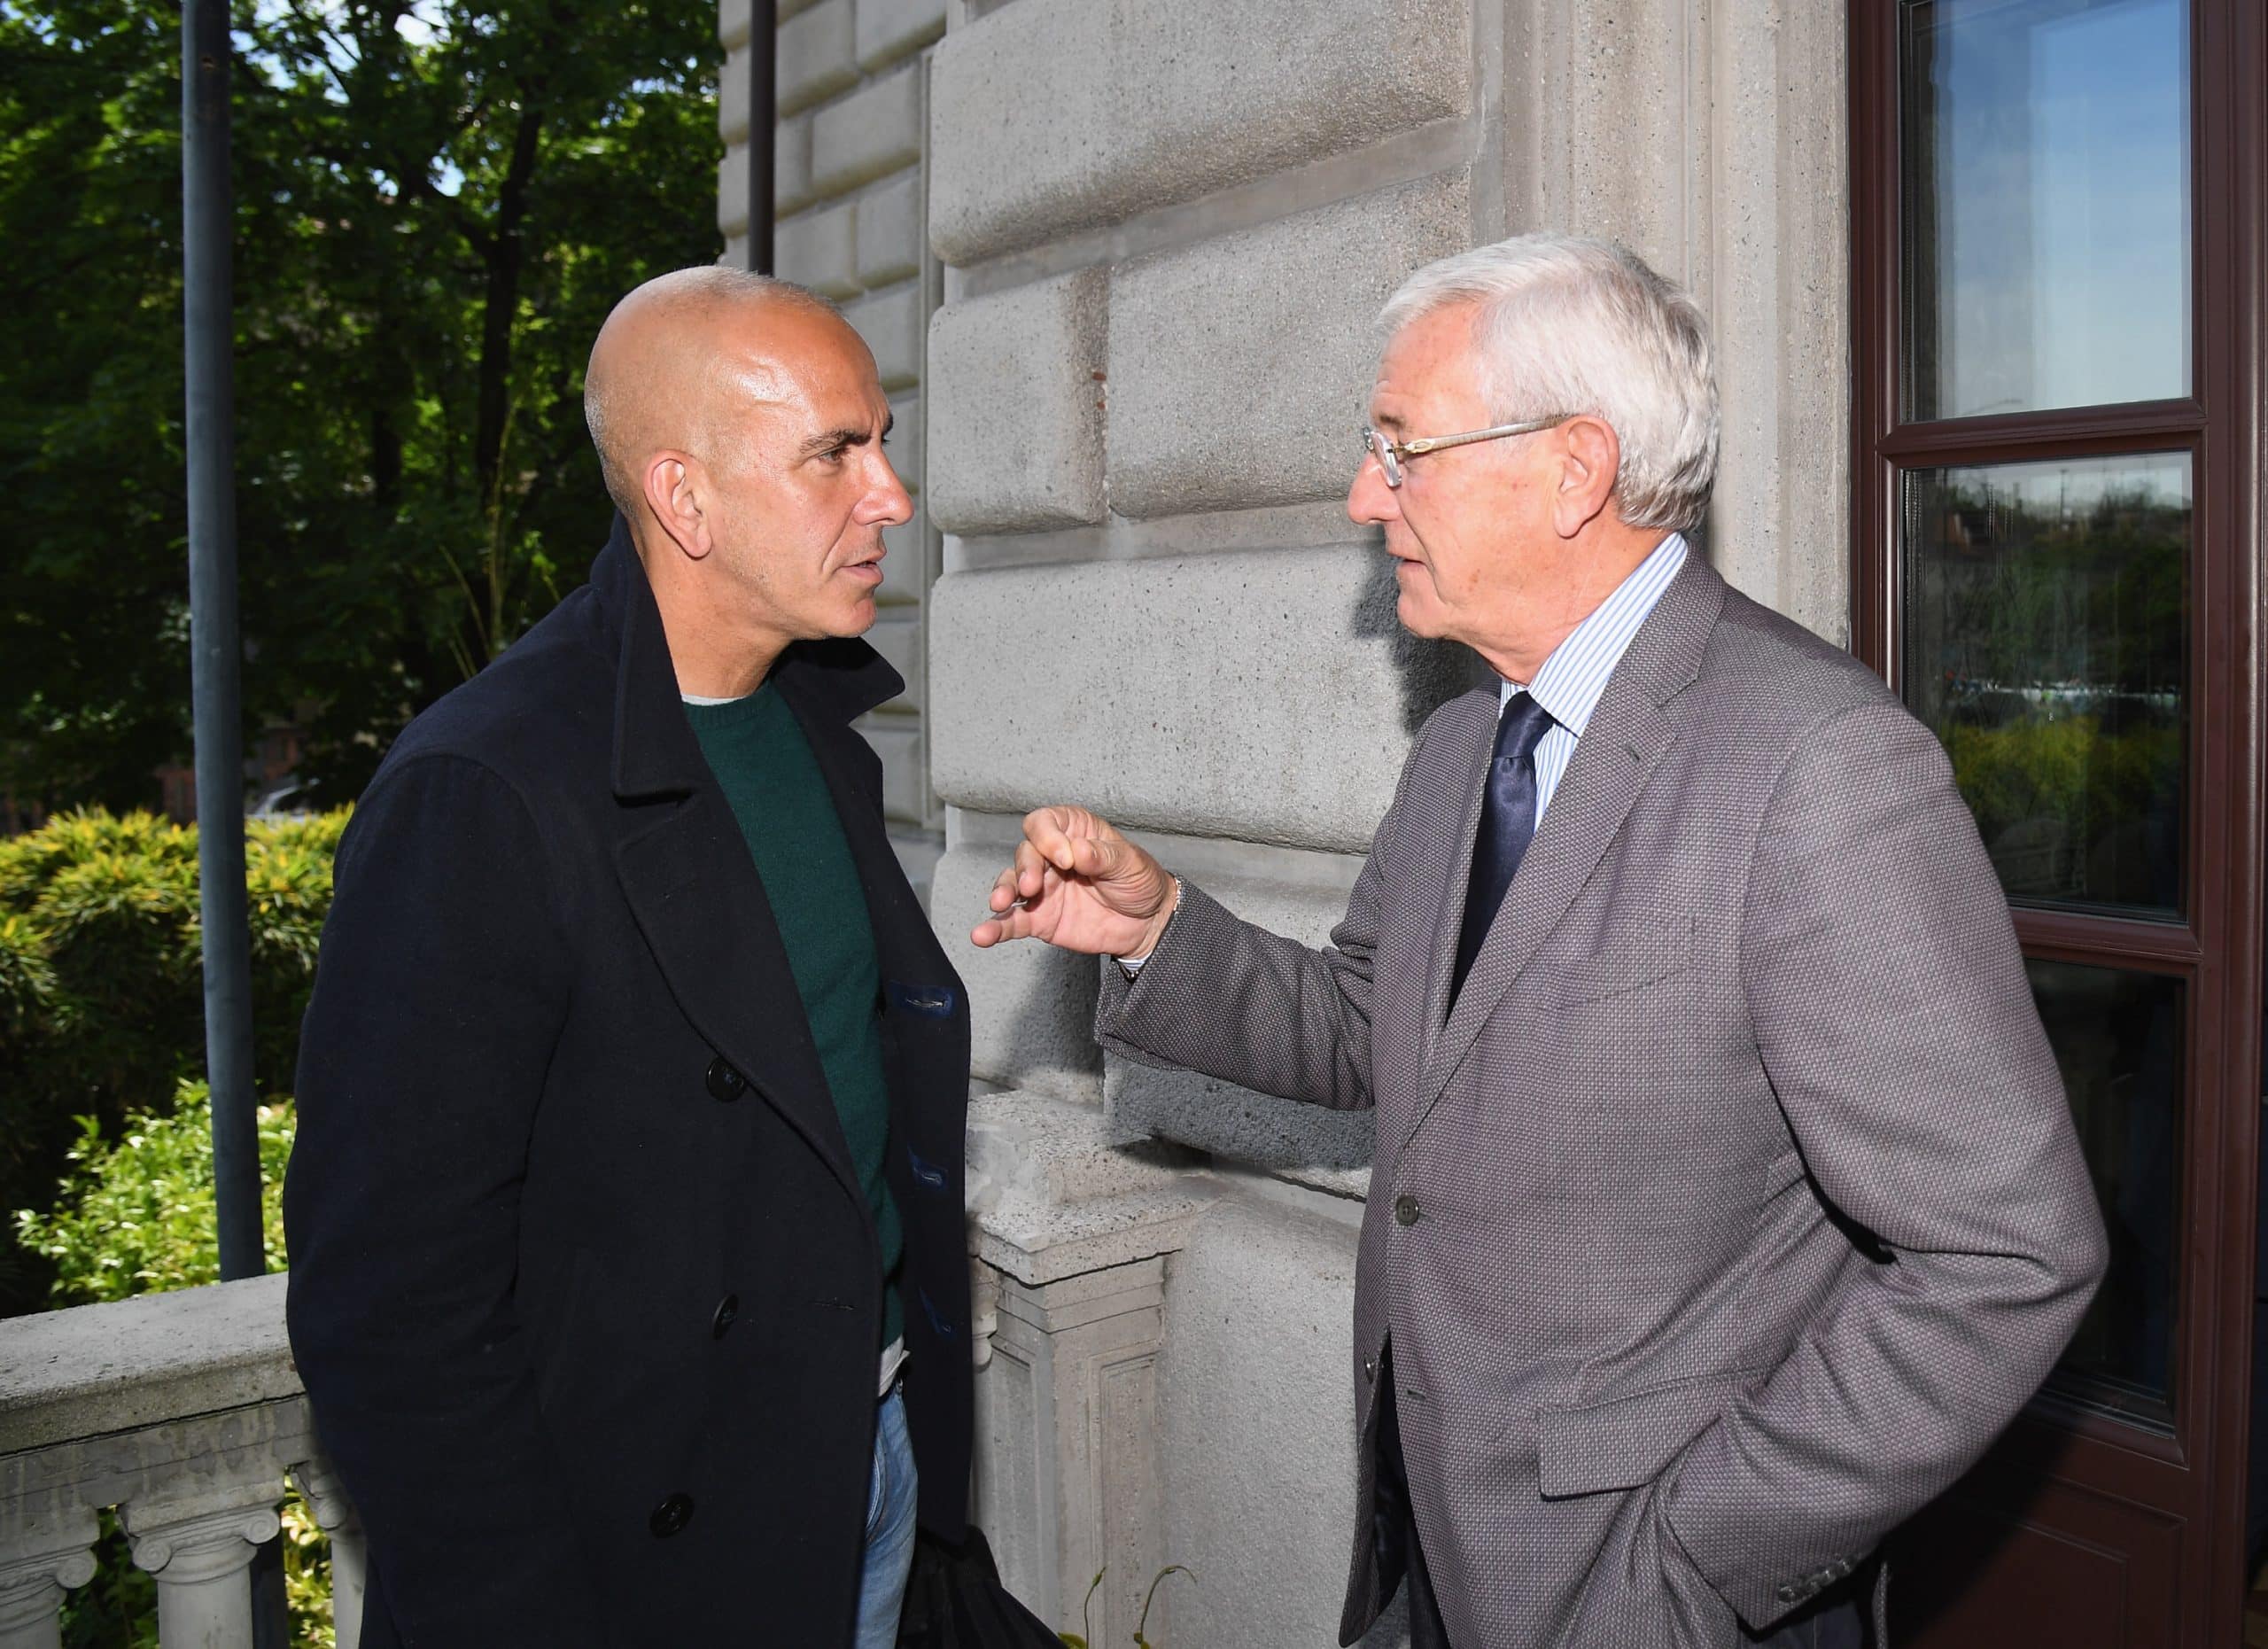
top-left (897, 1526), bottom-right (1064, 1649)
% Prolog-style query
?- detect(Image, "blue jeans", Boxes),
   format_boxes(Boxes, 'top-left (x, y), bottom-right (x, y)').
top-left (854, 1384), bottom-right (919, 1649)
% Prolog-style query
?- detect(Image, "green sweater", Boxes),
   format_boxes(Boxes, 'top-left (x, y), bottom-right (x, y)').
top-left (685, 686), bottom-right (902, 1350)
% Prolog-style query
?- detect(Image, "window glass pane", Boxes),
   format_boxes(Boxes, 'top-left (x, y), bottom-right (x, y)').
top-left (2030, 961), bottom-right (2181, 1426)
top-left (1901, 454), bottom-right (2187, 914)
top-left (1902, 0), bottom-right (2192, 420)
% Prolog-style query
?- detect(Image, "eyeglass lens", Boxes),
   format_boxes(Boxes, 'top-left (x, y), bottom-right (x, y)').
top-left (1364, 429), bottom-right (1402, 487)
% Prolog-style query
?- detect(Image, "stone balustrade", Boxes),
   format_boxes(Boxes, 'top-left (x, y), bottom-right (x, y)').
top-left (0, 1272), bottom-right (364, 1649)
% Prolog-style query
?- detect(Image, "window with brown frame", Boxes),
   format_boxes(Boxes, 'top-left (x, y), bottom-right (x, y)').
top-left (1853, 0), bottom-right (2264, 1639)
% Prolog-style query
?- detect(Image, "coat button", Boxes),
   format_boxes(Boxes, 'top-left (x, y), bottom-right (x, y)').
top-left (1775, 1583), bottom-right (1798, 1605)
top-left (649, 1493), bottom-right (695, 1538)
top-left (1394, 1194), bottom-right (1420, 1226)
top-left (710, 1294), bottom-right (739, 1339)
top-left (1363, 1356), bottom-right (1378, 1385)
top-left (704, 1057), bottom-right (746, 1101)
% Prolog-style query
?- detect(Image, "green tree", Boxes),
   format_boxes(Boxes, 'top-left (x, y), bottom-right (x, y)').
top-left (1, 2), bottom-right (722, 810)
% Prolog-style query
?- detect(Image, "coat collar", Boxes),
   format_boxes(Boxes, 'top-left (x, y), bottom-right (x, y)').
top-left (1409, 548), bottom-right (1728, 1138)
top-left (593, 516), bottom-right (905, 801)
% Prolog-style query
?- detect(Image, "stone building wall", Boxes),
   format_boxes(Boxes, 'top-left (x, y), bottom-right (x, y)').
top-left (722, 3), bottom-right (1849, 1643)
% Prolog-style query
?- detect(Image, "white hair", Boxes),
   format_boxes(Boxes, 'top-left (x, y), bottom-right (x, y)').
top-left (1378, 234), bottom-right (1719, 533)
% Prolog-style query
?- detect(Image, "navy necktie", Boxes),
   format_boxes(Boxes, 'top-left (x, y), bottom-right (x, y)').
top-left (1451, 691), bottom-right (1555, 1003)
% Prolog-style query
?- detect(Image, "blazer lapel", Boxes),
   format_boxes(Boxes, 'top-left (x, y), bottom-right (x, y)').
top-left (1408, 555), bottom-right (1728, 1143)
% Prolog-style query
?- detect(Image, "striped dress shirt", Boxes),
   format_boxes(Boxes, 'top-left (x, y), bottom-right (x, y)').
top-left (1499, 531), bottom-right (1689, 823)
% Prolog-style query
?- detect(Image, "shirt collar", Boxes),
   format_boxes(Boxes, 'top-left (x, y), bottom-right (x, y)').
top-left (1500, 532), bottom-right (1689, 737)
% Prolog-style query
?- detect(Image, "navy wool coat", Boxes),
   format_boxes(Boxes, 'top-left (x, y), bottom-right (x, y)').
top-left (284, 518), bottom-right (973, 1646)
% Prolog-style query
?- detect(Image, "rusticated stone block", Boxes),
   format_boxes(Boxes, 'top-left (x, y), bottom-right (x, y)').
top-left (812, 64), bottom-right (924, 196)
top-left (856, 0), bottom-right (945, 72)
top-left (1109, 171), bottom-right (1471, 518)
top-left (843, 281), bottom-right (925, 390)
top-left (776, 112), bottom-right (816, 218)
top-left (856, 172), bottom-right (923, 291)
top-left (930, 0), bottom-right (1470, 264)
top-left (779, 0), bottom-right (858, 117)
top-left (1154, 1189), bottom-right (1384, 1646)
top-left (776, 198), bottom-right (860, 299)
top-left (718, 43), bottom-right (754, 142)
top-left (717, 142), bottom-right (750, 238)
top-left (928, 545), bottom-right (1467, 853)
top-left (926, 268), bottom-right (1106, 533)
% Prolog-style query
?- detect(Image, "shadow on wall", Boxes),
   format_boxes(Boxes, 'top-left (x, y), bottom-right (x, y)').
top-left (1348, 526), bottom-right (1483, 735)
top-left (1107, 1063), bottom-right (1379, 1183)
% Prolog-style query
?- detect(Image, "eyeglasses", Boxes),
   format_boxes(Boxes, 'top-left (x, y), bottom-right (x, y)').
top-left (1361, 414), bottom-right (1572, 488)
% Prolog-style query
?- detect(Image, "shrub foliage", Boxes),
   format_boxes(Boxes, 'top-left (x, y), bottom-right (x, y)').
top-left (0, 807), bottom-right (343, 1314)
top-left (14, 1080), bottom-right (292, 1303)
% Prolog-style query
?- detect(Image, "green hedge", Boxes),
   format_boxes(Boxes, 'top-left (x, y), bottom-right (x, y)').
top-left (0, 808), bottom-right (343, 1315)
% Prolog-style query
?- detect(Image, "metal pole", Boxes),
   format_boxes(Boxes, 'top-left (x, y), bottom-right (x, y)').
top-left (183, 0), bottom-right (263, 1283)
top-left (747, 0), bottom-right (776, 274)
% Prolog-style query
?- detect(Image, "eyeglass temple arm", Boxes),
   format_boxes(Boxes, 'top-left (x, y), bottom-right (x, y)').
top-left (1401, 419), bottom-right (1565, 458)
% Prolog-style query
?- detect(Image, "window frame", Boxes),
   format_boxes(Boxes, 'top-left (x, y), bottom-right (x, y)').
top-left (1848, 0), bottom-right (2265, 1636)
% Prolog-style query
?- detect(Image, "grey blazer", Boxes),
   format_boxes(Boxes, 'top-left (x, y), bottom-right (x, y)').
top-left (1097, 553), bottom-right (2108, 1648)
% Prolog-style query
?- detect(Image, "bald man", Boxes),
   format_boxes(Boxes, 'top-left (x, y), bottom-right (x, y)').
top-left (285, 269), bottom-right (973, 1648)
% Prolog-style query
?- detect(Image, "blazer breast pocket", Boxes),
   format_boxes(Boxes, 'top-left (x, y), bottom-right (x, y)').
top-left (1547, 917), bottom-right (1697, 1007)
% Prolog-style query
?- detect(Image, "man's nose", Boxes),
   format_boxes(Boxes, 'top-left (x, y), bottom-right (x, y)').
top-left (1348, 453), bottom-right (1397, 526)
top-left (863, 455), bottom-right (915, 528)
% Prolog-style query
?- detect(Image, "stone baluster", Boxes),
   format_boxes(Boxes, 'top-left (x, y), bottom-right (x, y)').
top-left (120, 1496), bottom-right (282, 1649)
top-left (0, 1506), bottom-right (98, 1649)
top-left (291, 1457), bottom-right (366, 1649)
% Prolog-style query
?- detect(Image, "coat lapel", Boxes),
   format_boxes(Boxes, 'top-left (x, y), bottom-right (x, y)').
top-left (773, 654), bottom-right (954, 1000)
top-left (614, 799), bottom-right (859, 1197)
top-left (1408, 554), bottom-right (1727, 1143)
top-left (593, 523), bottom-right (908, 1205)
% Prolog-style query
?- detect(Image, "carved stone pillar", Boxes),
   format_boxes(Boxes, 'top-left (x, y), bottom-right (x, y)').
top-left (962, 1090), bottom-right (1215, 1645)
top-left (0, 1505), bottom-right (98, 1649)
top-left (121, 1498), bottom-right (283, 1649)
top-left (975, 1256), bottom-right (1173, 1645)
top-left (292, 1457), bottom-right (366, 1649)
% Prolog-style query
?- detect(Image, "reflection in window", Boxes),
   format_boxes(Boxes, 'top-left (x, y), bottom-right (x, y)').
top-left (1903, 0), bottom-right (2192, 420)
top-left (2030, 960), bottom-right (2181, 1426)
top-left (1902, 454), bottom-right (2187, 914)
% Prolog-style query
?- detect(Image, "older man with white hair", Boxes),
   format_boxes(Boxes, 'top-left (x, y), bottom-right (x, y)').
top-left (972, 234), bottom-right (2107, 1648)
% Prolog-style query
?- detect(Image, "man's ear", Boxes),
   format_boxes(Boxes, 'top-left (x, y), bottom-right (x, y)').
top-left (1552, 416), bottom-right (1620, 539)
top-left (641, 453), bottom-right (713, 562)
